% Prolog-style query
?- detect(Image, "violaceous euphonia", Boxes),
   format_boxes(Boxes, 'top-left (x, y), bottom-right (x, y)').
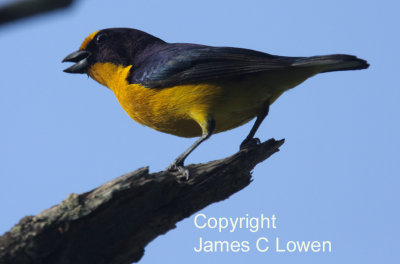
top-left (62, 28), bottom-right (369, 177)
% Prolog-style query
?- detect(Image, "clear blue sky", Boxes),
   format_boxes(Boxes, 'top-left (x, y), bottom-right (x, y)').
top-left (1, 0), bottom-right (399, 263)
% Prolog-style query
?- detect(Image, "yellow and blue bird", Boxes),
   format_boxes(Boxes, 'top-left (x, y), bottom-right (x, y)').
top-left (62, 28), bottom-right (369, 176)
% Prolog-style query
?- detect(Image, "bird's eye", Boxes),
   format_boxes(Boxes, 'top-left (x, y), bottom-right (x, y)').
top-left (95, 33), bottom-right (106, 44)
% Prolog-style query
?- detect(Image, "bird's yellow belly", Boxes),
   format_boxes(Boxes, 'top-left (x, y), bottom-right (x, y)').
top-left (113, 82), bottom-right (261, 137)
top-left (113, 74), bottom-right (301, 137)
top-left (89, 63), bottom-right (313, 138)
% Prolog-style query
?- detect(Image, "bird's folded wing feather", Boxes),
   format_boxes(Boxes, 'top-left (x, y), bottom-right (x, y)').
top-left (130, 44), bottom-right (301, 88)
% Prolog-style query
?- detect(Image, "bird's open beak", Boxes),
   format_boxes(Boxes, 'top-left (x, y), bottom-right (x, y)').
top-left (62, 50), bottom-right (91, 74)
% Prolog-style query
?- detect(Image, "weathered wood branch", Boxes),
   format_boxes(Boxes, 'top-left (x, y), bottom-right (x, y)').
top-left (0, 138), bottom-right (284, 264)
top-left (0, 0), bottom-right (75, 26)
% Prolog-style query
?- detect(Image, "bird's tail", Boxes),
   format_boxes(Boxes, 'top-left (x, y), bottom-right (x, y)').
top-left (292, 54), bottom-right (369, 73)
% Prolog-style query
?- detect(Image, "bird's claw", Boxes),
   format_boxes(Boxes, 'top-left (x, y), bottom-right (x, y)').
top-left (167, 161), bottom-right (190, 180)
top-left (240, 137), bottom-right (261, 150)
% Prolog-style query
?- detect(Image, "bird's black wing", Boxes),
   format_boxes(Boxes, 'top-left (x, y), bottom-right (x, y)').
top-left (130, 44), bottom-right (301, 88)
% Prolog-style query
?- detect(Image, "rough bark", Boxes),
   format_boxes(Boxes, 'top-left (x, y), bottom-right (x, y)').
top-left (0, 138), bottom-right (284, 264)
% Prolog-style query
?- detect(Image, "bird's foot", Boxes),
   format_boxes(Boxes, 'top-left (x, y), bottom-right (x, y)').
top-left (240, 137), bottom-right (261, 150)
top-left (166, 160), bottom-right (190, 180)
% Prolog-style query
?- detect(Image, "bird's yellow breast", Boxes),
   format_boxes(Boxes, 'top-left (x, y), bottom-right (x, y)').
top-left (88, 63), bottom-right (312, 137)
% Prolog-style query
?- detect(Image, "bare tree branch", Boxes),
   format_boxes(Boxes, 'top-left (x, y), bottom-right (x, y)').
top-left (0, 0), bottom-right (75, 26)
top-left (0, 138), bottom-right (284, 264)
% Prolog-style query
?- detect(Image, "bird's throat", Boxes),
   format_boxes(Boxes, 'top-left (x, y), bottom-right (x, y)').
top-left (88, 63), bottom-right (132, 92)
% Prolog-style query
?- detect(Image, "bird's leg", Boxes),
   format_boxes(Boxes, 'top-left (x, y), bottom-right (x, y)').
top-left (167, 117), bottom-right (215, 179)
top-left (240, 101), bottom-right (270, 149)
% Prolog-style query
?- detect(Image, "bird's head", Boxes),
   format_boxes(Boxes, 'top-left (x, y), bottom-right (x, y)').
top-left (62, 28), bottom-right (164, 75)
